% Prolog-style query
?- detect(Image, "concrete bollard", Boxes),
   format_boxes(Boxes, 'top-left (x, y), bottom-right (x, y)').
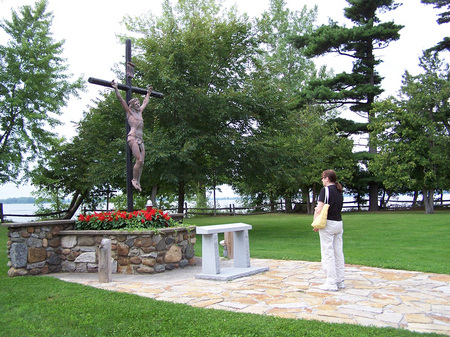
top-left (98, 238), bottom-right (112, 283)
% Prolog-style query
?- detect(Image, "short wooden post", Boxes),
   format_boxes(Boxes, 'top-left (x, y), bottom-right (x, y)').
top-left (224, 231), bottom-right (234, 259)
top-left (98, 239), bottom-right (112, 283)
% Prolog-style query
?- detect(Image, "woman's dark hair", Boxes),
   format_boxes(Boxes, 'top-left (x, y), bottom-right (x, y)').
top-left (322, 169), bottom-right (343, 193)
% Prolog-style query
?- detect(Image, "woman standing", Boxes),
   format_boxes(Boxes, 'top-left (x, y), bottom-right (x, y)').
top-left (313, 169), bottom-right (345, 291)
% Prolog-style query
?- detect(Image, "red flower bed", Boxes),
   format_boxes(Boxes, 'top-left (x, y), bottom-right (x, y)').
top-left (76, 208), bottom-right (174, 230)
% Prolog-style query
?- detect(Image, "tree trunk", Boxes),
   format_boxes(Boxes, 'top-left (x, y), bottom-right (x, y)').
top-left (412, 191), bottom-right (419, 207)
top-left (380, 189), bottom-right (386, 209)
top-left (285, 197), bottom-right (292, 213)
top-left (422, 188), bottom-right (435, 214)
top-left (270, 197), bottom-right (276, 212)
top-left (355, 193), bottom-right (360, 211)
top-left (66, 191), bottom-right (79, 215)
top-left (303, 189), bottom-right (312, 214)
top-left (177, 181), bottom-right (185, 214)
top-left (150, 185), bottom-right (158, 208)
top-left (311, 184), bottom-right (318, 215)
top-left (63, 190), bottom-right (88, 219)
top-left (366, 39), bottom-right (379, 212)
top-left (379, 189), bottom-right (391, 209)
top-left (368, 182), bottom-right (379, 211)
top-left (385, 192), bottom-right (391, 205)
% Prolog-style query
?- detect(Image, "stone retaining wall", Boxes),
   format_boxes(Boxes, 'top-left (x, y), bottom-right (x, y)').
top-left (2, 220), bottom-right (197, 277)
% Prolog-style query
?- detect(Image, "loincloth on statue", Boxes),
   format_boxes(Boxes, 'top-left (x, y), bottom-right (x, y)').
top-left (127, 133), bottom-right (143, 145)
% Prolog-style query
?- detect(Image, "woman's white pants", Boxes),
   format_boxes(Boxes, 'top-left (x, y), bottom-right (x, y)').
top-left (319, 220), bottom-right (345, 285)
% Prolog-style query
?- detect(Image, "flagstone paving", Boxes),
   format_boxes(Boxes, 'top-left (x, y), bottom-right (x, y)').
top-left (51, 259), bottom-right (450, 336)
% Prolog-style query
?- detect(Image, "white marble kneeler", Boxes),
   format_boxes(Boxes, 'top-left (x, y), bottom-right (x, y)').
top-left (195, 223), bottom-right (269, 281)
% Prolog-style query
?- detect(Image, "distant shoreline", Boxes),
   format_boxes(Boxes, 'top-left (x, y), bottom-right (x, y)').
top-left (0, 197), bottom-right (72, 204)
top-left (0, 197), bottom-right (35, 204)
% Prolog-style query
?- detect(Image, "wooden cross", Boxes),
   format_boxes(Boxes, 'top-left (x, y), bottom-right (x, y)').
top-left (88, 39), bottom-right (163, 212)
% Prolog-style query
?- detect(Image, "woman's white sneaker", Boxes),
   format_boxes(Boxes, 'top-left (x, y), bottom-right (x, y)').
top-left (318, 284), bottom-right (338, 291)
top-left (336, 281), bottom-right (346, 289)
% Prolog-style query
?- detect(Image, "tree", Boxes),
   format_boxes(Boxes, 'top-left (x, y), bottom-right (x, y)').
top-left (30, 91), bottom-right (127, 218)
top-left (421, 0), bottom-right (450, 52)
top-left (370, 52), bottom-right (450, 214)
top-left (230, 0), bottom-right (318, 209)
top-left (255, 0), bottom-right (317, 99)
top-left (28, 0), bottom-right (260, 215)
top-left (0, 0), bottom-right (84, 184)
top-left (234, 105), bottom-right (355, 214)
top-left (291, 0), bottom-right (403, 211)
top-left (31, 137), bottom-right (93, 219)
top-left (288, 107), bottom-right (355, 213)
top-left (120, 0), bottom-right (260, 212)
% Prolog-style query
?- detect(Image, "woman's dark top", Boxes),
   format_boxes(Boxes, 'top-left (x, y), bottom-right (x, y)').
top-left (318, 185), bottom-right (343, 221)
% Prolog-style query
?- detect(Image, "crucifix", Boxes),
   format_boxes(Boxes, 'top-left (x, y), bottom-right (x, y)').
top-left (88, 39), bottom-right (164, 212)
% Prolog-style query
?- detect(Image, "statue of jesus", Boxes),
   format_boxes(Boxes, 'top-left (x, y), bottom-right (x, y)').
top-left (112, 80), bottom-right (153, 191)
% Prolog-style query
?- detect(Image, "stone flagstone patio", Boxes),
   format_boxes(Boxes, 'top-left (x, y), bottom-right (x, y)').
top-left (51, 258), bottom-right (450, 336)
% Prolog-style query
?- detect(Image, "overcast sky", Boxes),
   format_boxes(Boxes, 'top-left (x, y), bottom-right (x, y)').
top-left (0, 0), bottom-right (448, 198)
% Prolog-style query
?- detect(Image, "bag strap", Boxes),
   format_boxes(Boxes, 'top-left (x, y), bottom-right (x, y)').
top-left (324, 186), bottom-right (329, 204)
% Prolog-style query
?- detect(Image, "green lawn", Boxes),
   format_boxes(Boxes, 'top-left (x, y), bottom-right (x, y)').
top-left (185, 211), bottom-right (450, 274)
top-left (0, 211), bottom-right (448, 336)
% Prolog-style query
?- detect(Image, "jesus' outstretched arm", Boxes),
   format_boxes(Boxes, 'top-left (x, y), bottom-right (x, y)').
top-left (111, 80), bottom-right (130, 112)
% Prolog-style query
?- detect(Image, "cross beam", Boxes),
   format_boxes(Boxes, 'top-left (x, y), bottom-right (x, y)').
top-left (87, 78), bottom-right (164, 98)
top-left (88, 39), bottom-right (163, 212)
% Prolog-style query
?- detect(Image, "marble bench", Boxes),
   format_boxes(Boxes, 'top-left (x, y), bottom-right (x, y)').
top-left (195, 223), bottom-right (269, 281)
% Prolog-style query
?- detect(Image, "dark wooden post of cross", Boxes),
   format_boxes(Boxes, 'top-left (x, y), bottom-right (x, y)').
top-left (88, 39), bottom-right (163, 212)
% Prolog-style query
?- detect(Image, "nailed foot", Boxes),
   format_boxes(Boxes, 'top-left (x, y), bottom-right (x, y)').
top-left (132, 179), bottom-right (142, 191)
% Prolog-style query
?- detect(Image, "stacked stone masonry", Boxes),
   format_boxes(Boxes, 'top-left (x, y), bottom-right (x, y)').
top-left (3, 220), bottom-right (197, 277)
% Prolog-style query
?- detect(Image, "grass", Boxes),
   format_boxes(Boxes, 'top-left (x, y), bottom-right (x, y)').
top-left (0, 211), bottom-right (448, 336)
top-left (185, 211), bottom-right (450, 274)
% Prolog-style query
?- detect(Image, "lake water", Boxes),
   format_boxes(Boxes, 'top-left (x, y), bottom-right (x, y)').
top-left (1, 195), bottom-right (447, 223)
top-left (0, 200), bottom-right (242, 223)
top-left (1, 203), bottom-right (54, 223)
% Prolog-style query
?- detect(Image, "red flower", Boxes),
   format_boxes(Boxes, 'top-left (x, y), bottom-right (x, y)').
top-left (77, 208), bottom-right (174, 230)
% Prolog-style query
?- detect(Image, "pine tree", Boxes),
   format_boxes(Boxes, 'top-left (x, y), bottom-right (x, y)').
top-left (291, 0), bottom-right (403, 211)
top-left (421, 0), bottom-right (450, 52)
